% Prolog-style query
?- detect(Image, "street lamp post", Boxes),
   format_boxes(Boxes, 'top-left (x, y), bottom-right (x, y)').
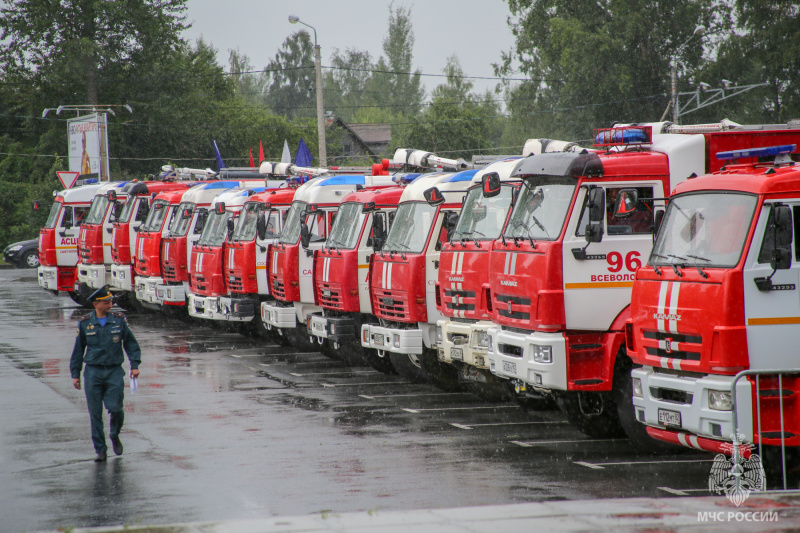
top-left (289, 15), bottom-right (327, 167)
top-left (670, 25), bottom-right (705, 125)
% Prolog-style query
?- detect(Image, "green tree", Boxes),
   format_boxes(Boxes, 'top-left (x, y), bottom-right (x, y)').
top-left (498, 0), bottom-right (722, 141)
top-left (263, 31), bottom-right (317, 118)
top-left (323, 48), bottom-right (375, 123)
top-left (229, 49), bottom-right (266, 106)
top-left (366, 4), bottom-right (425, 118)
top-left (0, 0), bottom-right (188, 105)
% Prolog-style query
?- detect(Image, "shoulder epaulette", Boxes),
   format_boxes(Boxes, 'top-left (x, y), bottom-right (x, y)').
top-left (112, 312), bottom-right (127, 319)
top-left (78, 314), bottom-right (91, 322)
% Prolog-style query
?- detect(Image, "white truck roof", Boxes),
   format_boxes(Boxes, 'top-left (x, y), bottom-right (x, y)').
top-left (56, 183), bottom-right (105, 203)
top-left (399, 170), bottom-right (476, 204)
top-left (293, 175), bottom-right (396, 205)
top-left (180, 180), bottom-right (263, 206)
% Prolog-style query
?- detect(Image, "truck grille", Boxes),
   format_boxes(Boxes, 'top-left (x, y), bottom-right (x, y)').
top-left (227, 275), bottom-right (243, 292)
top-left (642, 329), bottom-right (702, 361)
top-left (373, 289), bottom-right (408, 320)
top-left (444, 289), bottom-right (476, 312)
top-left (495, 293), bottom-right (531, 321)
top-left (650, 387), bottom-right (694, 405)
top-left (318, 281), bottom-right (342, 308)
top-left (272, 279), bottom-right (285, 299)
top-left (163, 264), bottom-right (176, 279)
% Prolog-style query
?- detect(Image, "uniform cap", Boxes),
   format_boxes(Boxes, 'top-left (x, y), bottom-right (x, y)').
top-left (89, 285), bottom-right (113, 302)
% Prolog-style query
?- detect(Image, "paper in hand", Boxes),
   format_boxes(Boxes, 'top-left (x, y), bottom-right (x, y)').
top-left (130, 376), bottom-right (138, 394)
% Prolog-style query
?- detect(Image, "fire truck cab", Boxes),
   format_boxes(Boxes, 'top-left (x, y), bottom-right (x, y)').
top-left (360, 168), bottom-right (475, 388)
top-left (628, 142), bottom-right (800, 471)
top-left (186, 186), bottom-right (268, 321)
top-left (75, 181), bottom-right (130, 291)
top-left (221, 187), bottom-right (297, 324)
top-left (485, 121), bottom-right (800, 444)
top-left (261, 173), bottom-right (395, 347)
top-left (307, 184), bottom-right (406, 369)
top-left (137, 181), bottom-right (253, 308)
top-left (38, 182), bottom-right (103, 303)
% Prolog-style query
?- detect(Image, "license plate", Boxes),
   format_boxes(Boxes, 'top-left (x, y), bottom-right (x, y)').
top-left (312, 322), bottom-right (324, 333)
top-left (450, 348), bottom-right (463, 360)
top-left (372, 333), bottom-right (384, 346)
top-left (502, 361), bottom-right (517, 374)
top-left (658, 408), bottom-right (681, 427)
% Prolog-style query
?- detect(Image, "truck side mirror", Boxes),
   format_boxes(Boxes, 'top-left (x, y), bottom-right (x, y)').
top-left (614, 189), bottom-right (638, 219)
top-left (481, 172), bottom-right (501, 198)
top-left (423, 186), bottom-right (445, 206)
top-left (372, 212), bottom-right (386, 251)
top-left (107, 190), bottom-right (117, 202)
top-left (755, 204), bottom-right (793, 291)
top-left (444, 211), bottom-right (460, 239)
top-left (113, 201), bottom-right (122, 220)
top-left (585, 224), bottom-right (604, 243)
top-left (256, 213), bottom-right (267, 240)
top-left (214, 202), bottom-right (225, 215)
top-left (33, 200), bottom-right (41, 210)
top-left (653, 209), bottom-right (665, 241)
top-left (300, 223), bottom-right (311, 249)
top-left (227, 217), bottom-right (235, 235)
top-left (588, 187), bottom-right (605, 222)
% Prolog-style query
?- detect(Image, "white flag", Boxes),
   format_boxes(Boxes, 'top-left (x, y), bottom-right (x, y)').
top-left (281, 140), bottom-right (291, 163)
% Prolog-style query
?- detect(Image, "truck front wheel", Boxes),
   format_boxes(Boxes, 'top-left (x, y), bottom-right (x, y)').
top-left (556, 390), bottom-right (625, 439)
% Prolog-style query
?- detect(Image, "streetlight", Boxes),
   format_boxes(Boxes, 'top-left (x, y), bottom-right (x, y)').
top-left (289, 15), bottom-right (327, 167)
top-left (670, 25), bottom-right (705, 125)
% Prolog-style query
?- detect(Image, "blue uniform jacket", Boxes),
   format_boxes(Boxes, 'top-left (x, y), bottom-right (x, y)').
top-left (70, 311), bottom-right (142, 379)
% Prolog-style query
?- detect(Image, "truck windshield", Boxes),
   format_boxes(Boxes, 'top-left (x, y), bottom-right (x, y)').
top-left (140, 200), bottom-right (170, 232)
top-left (383, 201), bottom-right (437, 254)
top-left (326, 202), bottom-right (364, 250)
top-left (85, 195), bottom-right (109, 225)
top-left (454, 185), bottom-right (515, 241)
top-left (233, 202), bottom-right (262, 241)
top-left (198, 211), bottom-right (230, 247)
top-left (169, 202), bottom-right (194, 237)
top-left (279, 201), bottom-right (308, 245)
top-left (116, 197), bottom-right (137, 223)
top-left (651, 192), bottom-right (757, 268)
top-left (504, 177), bottom-right (576, 241)
top-left (45, 202), bottom-right (62, 229)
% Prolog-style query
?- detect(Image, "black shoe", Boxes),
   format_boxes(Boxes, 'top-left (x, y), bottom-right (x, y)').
top-left (94, 452), bottom-right (107, 462)
top-left (111, 436), bottom-right (123, 456)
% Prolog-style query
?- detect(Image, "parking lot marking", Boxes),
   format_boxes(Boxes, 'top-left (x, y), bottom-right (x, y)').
top-left (575, 459), bottom-right (713, 470)
top-left (358, 392), bottom-right (471, 400)
top-left (658, 487), bottom-right (692, 496)
top-left (451, 421), bottom-right (568, 430)
top-left (321, 381), bottom-right (411, 388)
top-left (511, 438), bottom-right (626, 447)
top-left (289, 370), bottom-right (376, 377)
top-left (402, 405), bottom-right (517, 414)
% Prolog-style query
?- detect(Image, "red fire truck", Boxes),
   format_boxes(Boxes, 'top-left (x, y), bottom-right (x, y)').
top-left (261, 172), bottom-right (396, 350)
top-left (186, 186), bottom-right (268, 321)
top-left (38, 182), bottom-right (103, 305)
top-left (485, 121), bottom-right (800, 446)
top-left (75, 181), bottom-right (131, 295)
top-left (628, 142), bottom-right (800, 478)
top-left (147, 180), bottom-right (267, 309)
top-left (221, 187), bottom-right (297, 327)
top-left (360, 168), bottom-right (476, 388)
top-left (308, 184), bottom-right (407, 371)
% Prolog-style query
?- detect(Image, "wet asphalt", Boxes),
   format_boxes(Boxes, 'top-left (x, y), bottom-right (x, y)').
top-left (0, 268), bottom-right (716, 532)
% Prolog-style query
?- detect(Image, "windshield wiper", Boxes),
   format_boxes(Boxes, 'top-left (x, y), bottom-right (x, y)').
top-left (511, 221), bottom-right (536, 249)
top-left (666, 254), bottom-right (687, 277)
top-left (686, 254), bottom-right (710, 278)
top-left (530, 214), bottom-right (547, 237)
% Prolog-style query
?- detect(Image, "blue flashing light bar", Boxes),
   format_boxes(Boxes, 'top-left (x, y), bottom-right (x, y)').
top-left (444, 169), bottom-right (479, 182)
top-left (716, 144), bottom-right (796, 161)
top-left (319, 175), bottom-right (366, 186)
top-left (594, 128), bottom-right (650, 145)
top-left (203, 181), bottom-right (240, 190)
top-left (393, 173), bottom-right (421, 185)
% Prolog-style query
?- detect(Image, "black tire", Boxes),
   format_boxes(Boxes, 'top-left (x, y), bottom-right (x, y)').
top-left (419, 349), bottom-right (465, 392)
top-left (389, 352), bottom-right (432, 385)
top-left (281, 323), bottom-right (318, 352)
top-left (462, 367), bottom-right (514, 402)
top-left (321, 338), bottom-right (370, 367)
top-left (556, 390), bottom-right (626, 439)
top-left (21, 250), bottom-right (39, 269)
top-left (613, 350), bottom-right (678, 452)
top-left (68, 290), bottom-right (92, 308)
top-left (363, 348), bottom-right (397, 375)
top-left (113, 291), bottom-right (145, 313)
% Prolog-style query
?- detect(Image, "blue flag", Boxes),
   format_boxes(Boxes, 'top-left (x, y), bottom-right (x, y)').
top-left (212, 140), bottom-right (226, 170)
top-left (294, 138), bottom-right (314, 168)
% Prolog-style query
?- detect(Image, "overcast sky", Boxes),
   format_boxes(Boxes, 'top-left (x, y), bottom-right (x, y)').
top-left (182, 0), bottom-right (518, 98)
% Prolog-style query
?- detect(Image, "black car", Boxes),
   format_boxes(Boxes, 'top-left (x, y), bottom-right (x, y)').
top-left (3, 239), bottom-right (40, 269)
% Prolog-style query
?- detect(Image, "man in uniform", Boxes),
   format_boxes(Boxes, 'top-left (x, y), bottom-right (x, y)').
top-left (70, 285), bottom-right (141, 462)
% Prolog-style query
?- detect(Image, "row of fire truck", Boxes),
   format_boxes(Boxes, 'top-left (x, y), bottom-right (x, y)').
top-left (37, 120), bottom-right (800, 483)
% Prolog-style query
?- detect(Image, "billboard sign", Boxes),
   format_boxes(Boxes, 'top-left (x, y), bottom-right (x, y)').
top-left (67, 113), bottom-right (110, 181)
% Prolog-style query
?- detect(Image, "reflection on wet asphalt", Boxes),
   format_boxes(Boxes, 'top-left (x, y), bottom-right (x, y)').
top-left (0, 270), bottom-right (713, 531)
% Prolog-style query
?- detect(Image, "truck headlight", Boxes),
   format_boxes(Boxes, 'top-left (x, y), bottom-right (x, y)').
top-left (471, 330), bottom-right (490, 349)
top-left (708, 390), bottom-right (732, 411)
top-left (91, 270), bottom-right (98, 278)
top-left (487, 334), bottom-right (493, 352)
top-left (8, 245), bottom-right (22, 252)
top-left (393, 334), bottom-right (400, 349)
top-left (435, 325), bottom-right (443, 344)
top-left (632, 377), bottom-right (643, 398)
top-left (532, 345), bottom-right (552, 364)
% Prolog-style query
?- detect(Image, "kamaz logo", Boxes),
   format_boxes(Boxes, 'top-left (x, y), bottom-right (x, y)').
top-left (448, 276), bottom-right (464, 282)
top-left (653, 313), bottom-right (681, 321)
top-left (500, 280), bottom-right (518, 287)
